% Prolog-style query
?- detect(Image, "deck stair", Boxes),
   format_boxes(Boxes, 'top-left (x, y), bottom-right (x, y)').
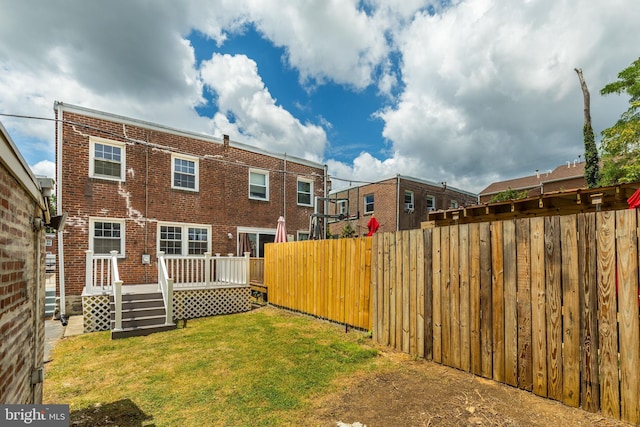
top-left (110, 291), bottom-right (175, 339)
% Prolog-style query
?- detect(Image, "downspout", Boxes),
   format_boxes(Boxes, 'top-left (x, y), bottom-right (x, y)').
top-left (283, 154), bottom-right (287, 224)
top-left (396, 174), bottom-right (400, 231)
top-left (55, 101), bottom-right (66, 323)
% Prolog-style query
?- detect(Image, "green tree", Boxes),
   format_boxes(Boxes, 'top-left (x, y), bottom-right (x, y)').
top-left (599, 57), bottom-right (640, 185)
top-left (489, 188), bottom-right (528, 203)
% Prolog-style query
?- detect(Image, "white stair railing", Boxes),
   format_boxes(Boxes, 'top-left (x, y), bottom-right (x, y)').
top-left (109, 250), bottom-right (123, 331)
top-left (157, 252), bottom-right (174, 325)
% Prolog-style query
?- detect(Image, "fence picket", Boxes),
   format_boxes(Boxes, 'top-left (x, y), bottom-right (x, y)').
top-left (432, 227), bottom-right (442, 363)
top-left (517, 218), bottom-right (533, 391)
top-left (530, 217), bottom-right (547, 397)
top-left (423, 228), bottom-right (433, 360)
top-left (491, 221), bottom-right (505, 382)
top-left (469, 223), bottom-right (482, 375)
top-left (503, 219), bottom-right (518, 387)
top-left (616, 210), bottom-right (640, 424)
top-left (560, 215), bottom-right (580, 408)
top-left (545, 215), bottom-right (563, 401)
top-left (459, 224), bottom-right (470, 371)
top-left (578, 213), bottom-right (599, 411)
top-left (479, 222), bottom-right (492, 378)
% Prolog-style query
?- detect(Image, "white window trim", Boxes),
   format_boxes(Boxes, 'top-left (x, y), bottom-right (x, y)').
top-left (404, 190), bottom-right (415, 204)
top-left (171, 153), bottom-right (199, 192)
top-left (426, 195), bottom-right (436, 211)
top-left (89, 136), bottom-right (126, 182)
top-left (249, 169), bottom-right (269, 201)
top-left (297, 231), bottom-right (310, 241)
top-left (89, 217), bottom-right (126, 257)
top-left (157, 221), bottom-right (212, 256)
top-left (337, 200), bottom-right (347, 215)
top-left (364, 194), bottom-right (374, 215)
top-left (297, 178), bottom-right (314, 207)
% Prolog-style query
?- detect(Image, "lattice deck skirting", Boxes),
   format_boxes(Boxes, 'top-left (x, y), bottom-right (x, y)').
top-left (82, 286), bottom-right (251, 333)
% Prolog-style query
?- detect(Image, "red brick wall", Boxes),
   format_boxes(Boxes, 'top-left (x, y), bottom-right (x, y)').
top-left (57, 110), bottom-right (326, 300)
top-left (329, 177), bottom-right (477, 235)
top-left (0, 165), bottom-right (46, 404)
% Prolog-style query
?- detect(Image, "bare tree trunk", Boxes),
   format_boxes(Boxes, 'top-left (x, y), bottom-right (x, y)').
top-left (575, 68), bottom-right (591, 125)
top-left (575, 68), bottom-right (600, 187)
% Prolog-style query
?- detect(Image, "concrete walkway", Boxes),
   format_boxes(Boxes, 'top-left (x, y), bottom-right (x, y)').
top-left (44, 316), bottom-right (84, 363)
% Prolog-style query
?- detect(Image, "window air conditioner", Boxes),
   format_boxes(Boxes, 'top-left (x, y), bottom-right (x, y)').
top-left (404, 202), bottom-right (414, 213)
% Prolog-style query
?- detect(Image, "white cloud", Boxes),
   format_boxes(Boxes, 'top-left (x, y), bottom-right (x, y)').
top-left (30, 160), bottom-right (56, 179)
top-left (376, 0), bottom-right (640, 192)
top-left (1, 0), bottom-right (639, 196)
top-left (200, 53), bottom-right (328, 162)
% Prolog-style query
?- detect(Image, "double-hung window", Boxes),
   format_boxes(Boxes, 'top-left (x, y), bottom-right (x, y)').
top-left (89, 137), bottom-right (125, 181)
top-left (158, 222), bottom-right (211, 256)
top-left (172, 154), bottom-right (198, 191)
top-left (297, 178), bottom-right (313, 206)
top-left (364, 194), bottom-right (374, 214)
top-left (249, 169), bottom-right (269, 201)
top-left (89, 217), bottom-right (125, 256)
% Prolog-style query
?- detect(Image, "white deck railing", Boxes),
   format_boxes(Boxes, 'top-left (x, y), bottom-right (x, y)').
top-left (163, 252), bottom-right (251, 288)
top-left (85, 251), bottom-right (250, 295)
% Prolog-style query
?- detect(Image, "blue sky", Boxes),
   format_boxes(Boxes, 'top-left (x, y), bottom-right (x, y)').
top-left (0, 0), bottom-right (638, 193)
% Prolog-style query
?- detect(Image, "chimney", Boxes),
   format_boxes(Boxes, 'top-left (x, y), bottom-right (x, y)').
top-left (223, 134), bottom-right (229, 148)
top-left (535, 169), bottom-right (540, 178)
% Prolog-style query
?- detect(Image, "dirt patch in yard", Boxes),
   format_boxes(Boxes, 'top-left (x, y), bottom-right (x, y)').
top-left (309, 350), bottom-right (631, 427)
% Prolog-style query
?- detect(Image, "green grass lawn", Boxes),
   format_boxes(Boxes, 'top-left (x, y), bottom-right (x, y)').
top-left (44, 307), bottom-right (379, 426)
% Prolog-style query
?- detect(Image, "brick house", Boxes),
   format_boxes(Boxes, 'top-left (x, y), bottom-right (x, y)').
top-left (327, 175), bottom-right (477, 236)
top-left (0, 121), bottom-right (53, 403)
top-left (54, 102), bottom-right (327, 317)
top-left (479, 161), bottom-right (586, 203)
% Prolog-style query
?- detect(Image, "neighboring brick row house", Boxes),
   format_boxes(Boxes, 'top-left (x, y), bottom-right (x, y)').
top-left (328, 175), bottom-right (477, 236)
top-left (478, 161), bottom-right (586, 203)
top-left (0, 121), bottom-right (53, 404)
top-left (55, 102), bottom-right (327, 315)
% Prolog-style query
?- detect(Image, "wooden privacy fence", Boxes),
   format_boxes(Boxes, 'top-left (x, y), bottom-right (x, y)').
top-left (372, 210), bottom-right (640, 424)
top-left (264, 237), bottom-right (372, 330)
